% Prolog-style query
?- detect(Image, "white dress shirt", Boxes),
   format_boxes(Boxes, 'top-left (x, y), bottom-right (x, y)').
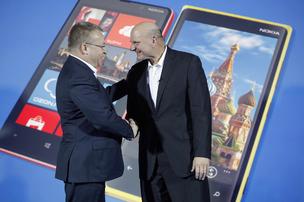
top-left (70, 54), bottom-right (97, 78)
top-left (148, 46), bottom-right (167, 107)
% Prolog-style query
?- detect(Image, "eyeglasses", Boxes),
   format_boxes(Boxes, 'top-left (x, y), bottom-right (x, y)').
top-left (85, 42), bottom-right (106, 50)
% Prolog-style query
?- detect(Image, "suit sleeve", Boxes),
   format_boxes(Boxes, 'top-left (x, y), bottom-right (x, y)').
top-left (187, 55), bottom-right (212, 158)
top-left (126, 68), bottom-right (139, 123)
top-left (105, 79), bottom-right (127, 102)
top-left (69, 77), bottom-right (133, 139)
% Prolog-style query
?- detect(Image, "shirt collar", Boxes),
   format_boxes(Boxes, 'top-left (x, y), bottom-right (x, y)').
top-left (148, 46), bottom-right (167, 68)
top-left (70, 54), bottom-right (97, 77)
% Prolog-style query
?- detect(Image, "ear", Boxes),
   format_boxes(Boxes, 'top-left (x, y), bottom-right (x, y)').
top-left (152, 36), bottom-right (158, 47)
top-left (80, 43), bottom-right (88, 55)
top-left (152, 36), bottom-right (157, 44)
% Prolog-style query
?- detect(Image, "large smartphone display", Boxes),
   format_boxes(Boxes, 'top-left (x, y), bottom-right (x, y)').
top-left (0, 0), bottom-right (173, 201)
top-left (167, 6), bottom-right (291, 202)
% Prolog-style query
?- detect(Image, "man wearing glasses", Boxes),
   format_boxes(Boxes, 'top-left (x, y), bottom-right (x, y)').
top-left (55, 22), bottom-right (136, 202)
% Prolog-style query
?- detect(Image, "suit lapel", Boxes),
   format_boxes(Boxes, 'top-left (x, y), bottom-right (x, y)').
top-left (155, 47), bottom-right (175, 111)
top-left (137, 61), bottom-right (156, 113)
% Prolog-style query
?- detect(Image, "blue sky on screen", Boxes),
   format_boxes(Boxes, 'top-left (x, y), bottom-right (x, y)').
top-left (173, 21), bottom-right (278, 116)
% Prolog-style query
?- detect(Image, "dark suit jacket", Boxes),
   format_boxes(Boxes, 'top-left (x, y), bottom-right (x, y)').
top-left (127, 47), bottom-right (211, 180)
top-left (55, 56), bottom-right (133, 183)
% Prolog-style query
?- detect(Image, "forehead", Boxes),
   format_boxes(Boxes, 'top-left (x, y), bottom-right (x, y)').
top-left (131, 29), bottom-right (149, 41)
top-left (131, 29), bottom-right (140, 39)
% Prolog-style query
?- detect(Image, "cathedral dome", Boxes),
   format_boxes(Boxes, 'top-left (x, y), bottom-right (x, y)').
top-left (218, 100), bottom-right (236, 114)
top-left (238, 90), bottom-right (256, 107)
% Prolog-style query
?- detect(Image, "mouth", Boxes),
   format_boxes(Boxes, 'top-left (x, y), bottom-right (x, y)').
top-left (136, 50), bottom-right (143, 58)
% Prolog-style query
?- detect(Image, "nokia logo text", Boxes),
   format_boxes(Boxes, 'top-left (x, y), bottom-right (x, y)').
top-left (259, 28), bottom-right (280, 36)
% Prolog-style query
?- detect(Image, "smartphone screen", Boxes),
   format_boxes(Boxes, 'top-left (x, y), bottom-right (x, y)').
top-left (0, 0), bottom-right (173, 200)
top-left (167, 6), bottom-right (291, 202)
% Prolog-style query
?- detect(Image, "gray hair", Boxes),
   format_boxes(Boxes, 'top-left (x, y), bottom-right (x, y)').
top-left (68, 22), bottom-right (103, 50)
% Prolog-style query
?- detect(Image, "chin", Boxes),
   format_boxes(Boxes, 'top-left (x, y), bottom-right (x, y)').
top-left (136, 57), bottom-right (144, 63)
top-left (137, 54), bottom-right (147, 61)
top-left (98, 61), bottom-right (104, 68)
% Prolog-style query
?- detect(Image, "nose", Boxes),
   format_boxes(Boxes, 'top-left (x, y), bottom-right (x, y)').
top-left (102, 47), bottom-right (107, 55)
top-left (130, 43), bottom-right (136, 51)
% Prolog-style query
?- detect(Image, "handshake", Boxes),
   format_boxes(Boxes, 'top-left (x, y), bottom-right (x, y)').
top-left (127, 118), bottom-right (139, 139)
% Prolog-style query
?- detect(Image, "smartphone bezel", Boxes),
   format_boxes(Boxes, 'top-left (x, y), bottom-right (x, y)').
top-left (167, 5), bottom-right (292, 201)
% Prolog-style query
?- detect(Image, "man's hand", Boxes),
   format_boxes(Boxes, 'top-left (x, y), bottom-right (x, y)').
top-left (191, 157), bottom-right (210, 180)
top-left (129, 118), bottom-right (139, 139)
top-left (115, 62), bottom-right (126, 72)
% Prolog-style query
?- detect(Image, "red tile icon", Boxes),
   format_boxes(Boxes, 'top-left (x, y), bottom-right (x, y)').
top-left (16, 104), bottom-right (60, 134)
top-left (105, 13), bottom-right (155, 49)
